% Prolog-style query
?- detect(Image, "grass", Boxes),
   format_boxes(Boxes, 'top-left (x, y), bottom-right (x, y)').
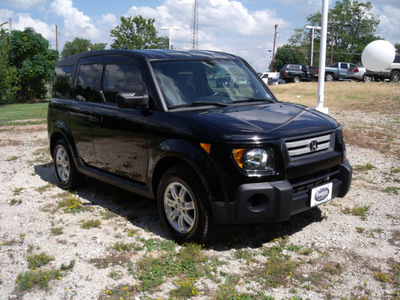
top-left (269, 81), bottom-right (400, 114)
top-left (0, 101), bottom-right (48, 126)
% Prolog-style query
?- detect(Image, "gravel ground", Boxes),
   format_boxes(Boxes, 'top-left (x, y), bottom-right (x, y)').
top-left (0, 110), bottom-right (399, 300)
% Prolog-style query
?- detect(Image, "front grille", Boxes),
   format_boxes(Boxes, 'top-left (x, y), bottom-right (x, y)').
top-left (289, 167), bottom-right (340, 193)
top-left (285, 133), bottom-right (332, 158)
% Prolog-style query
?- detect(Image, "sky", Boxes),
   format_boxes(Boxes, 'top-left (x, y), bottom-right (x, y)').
top-left (0, 0), bottom-right (399, 71)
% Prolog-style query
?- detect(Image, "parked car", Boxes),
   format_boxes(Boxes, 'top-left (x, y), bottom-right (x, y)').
top-left (279, 64), bottom-right (318, 83)
top-left (48, 49), bottom-right (352, 243)
top-left (324, 62), bottom-right (357, 81)
top-left (346, 66), bottom-right (372, 82)
top-left (365, 55), bottom-right (400, 82)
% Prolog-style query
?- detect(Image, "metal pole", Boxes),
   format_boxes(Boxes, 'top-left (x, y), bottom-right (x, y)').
top-left (162, 26), bottom-right (179, 50)
top-left (306, 26), bottom-right (321, 66)
top-left (56, 25), bottom-right (58, 51)
top-left (330, 22), bottom-right (334, 65)
top-left (316, 0), bottom-right (329, 114)
top-left (271, 24), bottom-right (278, 71)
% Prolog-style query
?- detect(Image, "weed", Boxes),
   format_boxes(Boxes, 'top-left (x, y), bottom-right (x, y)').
top-left (170, 277), bottom-right (200, 299)
top-left (81, 219), bottom-right (101, 229)
top-left (50, 227), bottom-right (63, 236)
top-left (391, 167), bottom-right (400, 174)
top-left (343, 205), bottom-right (370, 220)
top-left (60, 260), bottom-right (75, 271)
top-left (375, 272), bottom-right (389, 283)
top-left (12, 187), bottom-right (24, 195)
top-left (99, 285), bottom-right (137, 300)
top-left (233, 249), bottom-right (255, 264)
top-left (300, 248), bottom-right (313, 255)
top-left (57, 194), bottom-right (87, 214)
top-left (356, 227), bottom-right (365, 233)
top-left (382, 187), bottom-right (400, 195)
top-left (9, 198), bottom-right (22, 205)
top-left (90, 253), bottom-right (131, 269)
top-left (127, 229), bottom-right (139, 237)
top-left (16, 268), bottom-right (62, 291)
top-left (102, 209), bottom-right (118, 220)
top-left (354, 163), bottom-right (375, 172)
top-left (35, 184), bottom-right (54, 193)
top-left (6, 156), bottom-right (18, 161)
top-left (110, 242), bottom-right (140, 252)
top-left (323, 263), bottom-right (343, 275)
top-left (28, 252), bottom-right (54, 270)
top-left (108, 270), bottom-right (123, 280)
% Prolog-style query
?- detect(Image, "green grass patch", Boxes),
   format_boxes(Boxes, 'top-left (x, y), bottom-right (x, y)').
top-left (0, 102), bottom-right (48, 126)
top-left (16, 268), bottom-right (61, 291)
top-left (56, 194), bottom-right (87, 214)
top-left (343, 205), bottom-right (370, 220)
top-left (354, 163), bottom-right (376, 172)
top-left (28, 252), bottom-right (54, 270)
top-left (382, 187), bottom-right (400, 195)
top-left (81, 219), bottom-right (101, 229)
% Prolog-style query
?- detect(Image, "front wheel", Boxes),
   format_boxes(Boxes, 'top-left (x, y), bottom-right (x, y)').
top-left (292, 75), bottom-right (300, 83)
top-left (53, 139), bottom-right (84, 189)
top-left (157, 166), bottom-right (214, 243)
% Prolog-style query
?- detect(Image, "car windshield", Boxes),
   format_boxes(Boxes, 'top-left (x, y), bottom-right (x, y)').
top-left (151, 59), bottom-right (274, 109)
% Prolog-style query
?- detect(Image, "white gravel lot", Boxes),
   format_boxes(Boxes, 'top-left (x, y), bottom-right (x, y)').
top-left (0, 110), bottom-right (399, 299)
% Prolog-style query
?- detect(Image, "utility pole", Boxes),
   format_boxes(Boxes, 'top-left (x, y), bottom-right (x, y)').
top-left (55, 25), bottom-right (59, 51)
top-left (9, 18), bottom-right (12, 33)
top-left (270, 24), bottom-right (278, 72)
top-left (329, 21), bottom-right (339, 65)
top-left (306, 25), bottom-right (321, 66)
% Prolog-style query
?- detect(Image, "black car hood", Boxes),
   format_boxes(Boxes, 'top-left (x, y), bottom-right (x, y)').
top-left (194, 102), bottom-right (338, 140)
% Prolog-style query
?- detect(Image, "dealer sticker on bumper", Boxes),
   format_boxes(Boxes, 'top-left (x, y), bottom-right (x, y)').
top-left (310, 182), bottom-right (333, 207)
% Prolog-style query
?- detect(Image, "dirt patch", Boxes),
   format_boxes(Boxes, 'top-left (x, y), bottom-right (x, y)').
top-left (0, 115), bottom-right (399, 299)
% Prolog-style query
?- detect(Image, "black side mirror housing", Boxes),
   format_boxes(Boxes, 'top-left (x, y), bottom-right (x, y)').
top-left (116, 92), bottom-right (149, 109)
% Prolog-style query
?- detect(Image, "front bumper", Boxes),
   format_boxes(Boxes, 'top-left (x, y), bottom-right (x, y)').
top-left (213, 160), bottom-right (352, 224)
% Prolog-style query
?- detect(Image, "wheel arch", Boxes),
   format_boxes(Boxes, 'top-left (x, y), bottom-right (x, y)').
top-left (149, 139), bottom-right (222, 214)
top-left (49, 121), bottom-right (79, 164)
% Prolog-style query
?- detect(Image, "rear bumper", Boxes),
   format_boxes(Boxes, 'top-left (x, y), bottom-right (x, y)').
top-left (213, 160), bottom-right (352, 224)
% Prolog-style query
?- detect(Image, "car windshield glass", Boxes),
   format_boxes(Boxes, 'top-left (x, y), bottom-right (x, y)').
top-left (151, 59), bottom-right (274, 109)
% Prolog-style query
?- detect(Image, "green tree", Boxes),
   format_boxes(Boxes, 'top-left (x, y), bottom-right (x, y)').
top-left (0, 22), bottom-right (18, 104)
top-left (9, 27), bottom-right (59, 102)
top-left (272, 44), bottom-right (308, 71)
top-left (110, 15), bottom-right (168, 49)
top-left (290, 0), bottom-right (380, 65)
top-left (61, 37), bottom-right (107, 59)
top-left (395, 43), bottom-right (400, 54)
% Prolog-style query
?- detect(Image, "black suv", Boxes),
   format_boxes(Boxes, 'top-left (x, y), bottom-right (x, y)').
top-left (48, 49), bottom-right (352, 242)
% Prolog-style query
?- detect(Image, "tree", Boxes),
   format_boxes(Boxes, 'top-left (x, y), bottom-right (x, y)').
top-left (289, 0), bottom-right (381, 65)
top-left (395, 43), bottom-right (400, 54)
top-left (110, 16), bottom-right (168, 49)
top-left (61, 37), bottom-right (107, 59)
top-left (0, 23), bottom-right (18, 104)
top-left (272, 44), bottom-right (308, 71)
top-left (9, 28), bottom-right (59, 102)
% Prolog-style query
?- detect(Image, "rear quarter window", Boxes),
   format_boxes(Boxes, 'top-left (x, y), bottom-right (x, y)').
top-left (53, 66), bottom-right (74, 99)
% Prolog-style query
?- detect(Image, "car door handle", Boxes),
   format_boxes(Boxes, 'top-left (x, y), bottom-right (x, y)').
top-left (89, 116), bottom-right (102, 123)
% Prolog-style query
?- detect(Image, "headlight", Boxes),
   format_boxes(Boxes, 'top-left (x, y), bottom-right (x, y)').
top-left (233, 148), bottom-right (276, 173)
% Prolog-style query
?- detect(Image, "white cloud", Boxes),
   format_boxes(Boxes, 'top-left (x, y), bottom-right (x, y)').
top-left (0, 0), bottom-right (46, 10)
top-left (374, 5), bottom-right (400, 44)
top-left (49, 0), bottom-right (99, 40)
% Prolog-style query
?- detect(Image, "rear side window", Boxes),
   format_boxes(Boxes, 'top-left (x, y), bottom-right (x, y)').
top-left (394, 55), bottom-right (400, 63)
top-left (53, 66), bottom-right (73, 99)
top-left (75, 64), bottom-right (100, 102)
top-left (102, 64), bottom-right (145, 104)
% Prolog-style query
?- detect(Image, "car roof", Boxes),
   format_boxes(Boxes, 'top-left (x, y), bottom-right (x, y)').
top-left (56, 49), bottom-right (241, 67)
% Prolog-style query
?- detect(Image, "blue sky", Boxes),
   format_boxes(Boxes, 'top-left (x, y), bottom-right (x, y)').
top-left (0, 0), bottom-right (399, 71)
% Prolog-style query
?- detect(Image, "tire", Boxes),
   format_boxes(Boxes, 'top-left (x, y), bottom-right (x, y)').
top-left (390, 70), bottom-right (400, 82)
top-left (292, 75), bottom-right (301, 83)
top-left (362, 75), bottom-right (372, 82)
top-left (157, 165), bottom-right (214, 243)
top-left (53, 139), bottom-right (84, 189)
top-left (325, 73), bottom-right (333, 82)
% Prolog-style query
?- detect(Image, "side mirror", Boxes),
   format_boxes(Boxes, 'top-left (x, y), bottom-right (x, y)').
top-left (116, 92), bottom-right (149, 109)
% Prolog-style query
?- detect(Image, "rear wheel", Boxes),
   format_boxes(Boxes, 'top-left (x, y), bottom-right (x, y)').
top-left (362, 75), bottom-right (372, 82)
top-left (390, 70), bottom-right (400, 82)
top-left (53, 139), bottom-right (84, 189)
top-left (157, 165), bottom-right (214, 243)
top-left (292, 75), bottom-right (301, 83)
top-left (325, 73), bottom-right (333, 82)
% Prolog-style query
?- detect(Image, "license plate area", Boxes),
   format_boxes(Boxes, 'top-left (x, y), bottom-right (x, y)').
top-left (310, 182), bottom-right (333, 207)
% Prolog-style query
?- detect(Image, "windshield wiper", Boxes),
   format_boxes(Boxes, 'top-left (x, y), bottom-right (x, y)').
top-left (232, 98), bottom-right (273, 104)
top-left (169, 101), bottom-right (229, 109)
